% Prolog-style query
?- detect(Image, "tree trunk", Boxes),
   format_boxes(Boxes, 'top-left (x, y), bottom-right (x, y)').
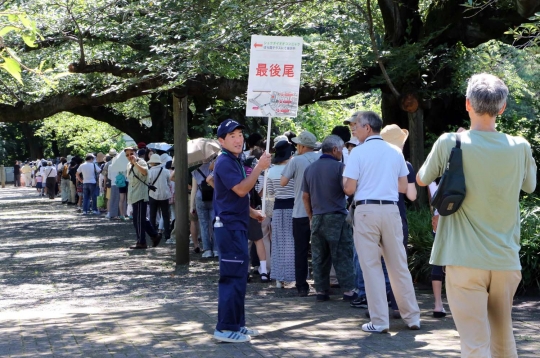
top-left (408, 109), bottom-right (427, 207)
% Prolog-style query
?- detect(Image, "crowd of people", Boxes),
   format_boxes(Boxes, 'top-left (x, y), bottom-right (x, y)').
top-left (9, 73), bottom-right (537, 357)
top-left (13, 143), bottom-right (176, 247)
top-left (209, 73), bottom-right (536, 358)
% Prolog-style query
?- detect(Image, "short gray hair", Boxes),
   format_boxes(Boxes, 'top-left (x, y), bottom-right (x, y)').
top-left (321, 135), bottom-right (344, 154)
top-left (352, 111), bottom-right (383, 133)
top-left (466, 73), bottom-right (508, 117)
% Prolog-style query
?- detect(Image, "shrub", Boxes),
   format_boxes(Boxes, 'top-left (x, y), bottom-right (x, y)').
top-left (518, 195), bottom-right (540, 294)
top-left (406, 194), bottom-right (540, 293)
top-left (406, 207), bottom-right (433, 284)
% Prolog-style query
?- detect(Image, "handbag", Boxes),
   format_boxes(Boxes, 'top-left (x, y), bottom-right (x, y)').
top-left (430, 133), bottom-right (466, 216)
top-left (97, 195), bottom-right (105, 208)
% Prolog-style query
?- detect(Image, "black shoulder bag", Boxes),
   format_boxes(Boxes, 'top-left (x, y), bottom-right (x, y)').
top-left (129, 163), bottom-right (158, 192)
top-left (430, 133), bottom-right (466, 216)
top-left (196, 168), bottom-right (214, 202)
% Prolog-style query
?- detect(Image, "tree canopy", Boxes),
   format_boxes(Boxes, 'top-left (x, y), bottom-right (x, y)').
top-left (0, 0), bottom-right (539, 150)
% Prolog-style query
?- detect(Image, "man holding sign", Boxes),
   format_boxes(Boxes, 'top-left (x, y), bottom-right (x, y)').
top-left (213, 119), bottom-right (271, 343)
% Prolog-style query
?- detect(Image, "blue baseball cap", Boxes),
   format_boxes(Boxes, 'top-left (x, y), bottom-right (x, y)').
top-left (217, 119), bottom-right (245, 138)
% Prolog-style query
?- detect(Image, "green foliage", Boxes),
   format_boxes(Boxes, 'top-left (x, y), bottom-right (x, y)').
top-left (34, 112), bottom-right (125, 157)
top-left (406, 195), bottom-right (540, 293)
top-left (274, 91), bottom-right (382, 140)
top-left (0, 11), bottom-right (44, 84)
top-left (518, 194), bottom-right (540, 294)
top-left (406, 207), bottom-right (433, 283)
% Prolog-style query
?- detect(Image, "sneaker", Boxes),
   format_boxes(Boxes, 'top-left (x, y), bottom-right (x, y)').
top-left (408, 320), bottom-right (421, 330)
top-left (213, 329), bottom-right (251, 343)
top-left (239, 326), bottom-right (260, 336)
top-left (276, 281), bottom-right (282, 289)
top-left (213, 250), bottom-right (219, 257)
top-left (361, 322), bottom-right (389, 333)
top-left (343, 291), bottom-right (358, 301)
top-left (350, 296), bottom-right (368, 308)
top-left (82, 212), bottom-right (88, 215)
top-left (93, 211), bottom-right (100, 215)
top-left (105, 213), bottom-right (111, 219)
top-left (202, 250), bottom-right (213, 258)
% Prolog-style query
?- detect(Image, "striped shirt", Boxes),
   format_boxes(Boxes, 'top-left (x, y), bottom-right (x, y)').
top-left (267, 164), bottom-right (295, 199)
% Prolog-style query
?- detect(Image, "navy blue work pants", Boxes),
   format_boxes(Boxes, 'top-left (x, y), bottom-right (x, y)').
top-left (215, 227), bottom-right (249, 332)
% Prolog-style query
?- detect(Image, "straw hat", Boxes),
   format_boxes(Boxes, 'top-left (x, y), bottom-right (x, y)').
top-left (108, 148), bottom-right (118, 156)
top-left (148, 153), bottom-right (162, 165)
top-left (380, 124), bottom-right (409, 148)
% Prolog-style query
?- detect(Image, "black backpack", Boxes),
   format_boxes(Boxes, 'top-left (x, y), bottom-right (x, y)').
top-left (431, 133), bottom-right (466, 216)
top-left (196, 169), bottom-right (214, 202)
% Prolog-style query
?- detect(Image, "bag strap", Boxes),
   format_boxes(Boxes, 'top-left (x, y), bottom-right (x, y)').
top-left (455, 133), bottom-right (461, 149)
top-left (129, 163), bottom-right (152, 188)
top-left (47, 169), bottom-right (53, 177)
top-left (196, 168), bottom-right (207, 180)
top-left (151, 167), bottom-right (163, 186)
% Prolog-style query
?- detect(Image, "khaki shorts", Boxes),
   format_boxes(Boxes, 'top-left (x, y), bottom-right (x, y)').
top-left (106, 187), bottom-right (111, 199)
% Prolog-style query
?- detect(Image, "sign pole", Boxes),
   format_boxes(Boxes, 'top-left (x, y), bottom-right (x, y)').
top-left (261, 117), bottom-right (272, 215)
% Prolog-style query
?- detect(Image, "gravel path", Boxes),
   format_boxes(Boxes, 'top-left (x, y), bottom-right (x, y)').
top-left (1, 187), bottom-right (539, 357)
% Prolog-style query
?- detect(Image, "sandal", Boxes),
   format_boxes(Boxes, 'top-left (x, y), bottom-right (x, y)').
top-left (260, 273), bottom-right (270, 283)
top-left (433, 308), bottom-right (446, 318)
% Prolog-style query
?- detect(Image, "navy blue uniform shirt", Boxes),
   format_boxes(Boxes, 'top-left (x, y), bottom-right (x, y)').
top-left (213, 150), bottom-right (249, 232)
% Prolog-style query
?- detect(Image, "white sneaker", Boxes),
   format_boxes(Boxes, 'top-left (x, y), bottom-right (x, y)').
top-left (213, 250), bottom-right (219, 257)
top-left (276, 281), bottom-right (282, 289)
top-left (213, 330), bottom-right (251, 343)
top-left (408, 320), bottom-right (421, 330)
top-left (105, 213), bottom-right (111, 219)
top-left (202, 250), bottom-right (213, 258)
top-left (361, 322), bottom-right (389, 333)
top-left (93, 211), bottom-right (100, 215)
top-left (239, 326), bottom-right (260, 336)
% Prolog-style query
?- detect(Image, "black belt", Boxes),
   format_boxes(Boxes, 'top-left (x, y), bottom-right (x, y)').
top-left (356, 200), bottom-right (397, 205)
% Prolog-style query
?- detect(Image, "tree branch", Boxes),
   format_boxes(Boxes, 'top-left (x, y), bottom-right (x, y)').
top-left (0, 76), bottom-right (166, 123)
top-left (353, 0), bottom-right (400, 98)
top-left (67, 60), bottom-right (149, 77)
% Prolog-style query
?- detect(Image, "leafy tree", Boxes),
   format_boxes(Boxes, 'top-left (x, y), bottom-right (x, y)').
top-left (34, 112), bottom-right (126, 157)
top-left (0, 0), bottom-right (538, 172)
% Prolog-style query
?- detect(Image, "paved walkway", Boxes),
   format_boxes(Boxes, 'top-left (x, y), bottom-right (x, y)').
top-left (0, 187), bottom-right (539, 357)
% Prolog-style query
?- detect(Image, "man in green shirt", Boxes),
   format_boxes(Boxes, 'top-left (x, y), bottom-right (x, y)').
top-left (417, 73), bottom-right (537, 358)
top-left (125, 147), bottom-right (161, 249)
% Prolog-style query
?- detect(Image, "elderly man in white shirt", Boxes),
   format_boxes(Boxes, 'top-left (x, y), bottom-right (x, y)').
top-left (343, 111), bottom-right (420, 334)
top-left (147, 154), bottom-right (172, 242)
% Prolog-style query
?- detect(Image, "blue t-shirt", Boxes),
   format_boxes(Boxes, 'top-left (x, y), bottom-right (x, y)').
top-left (213, 150), bottom-right (249, 232)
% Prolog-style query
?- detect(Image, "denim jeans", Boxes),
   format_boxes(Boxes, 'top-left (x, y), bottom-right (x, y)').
top-left (195, 196), bottom-right (215, 252)
top-left (354, 251), bottom-right (393, 299)
top-left (82, 183), bottom-right (97, 213)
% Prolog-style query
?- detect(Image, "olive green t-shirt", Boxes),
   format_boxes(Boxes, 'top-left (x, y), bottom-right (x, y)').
top-left (418, 130), bottom-right (537, 270)
top-left (127, 159), bottom-right (149, 205)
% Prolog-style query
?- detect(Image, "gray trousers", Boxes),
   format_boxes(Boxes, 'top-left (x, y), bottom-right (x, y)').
top-left (61, 179), bottom-right (71, 202)
top-left (108, 185), bottom-right (120, 217)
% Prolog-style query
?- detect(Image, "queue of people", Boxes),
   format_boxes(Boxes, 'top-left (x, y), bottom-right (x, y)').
top-left (7, 73), bottom-right (536, 357)
top-left (208, 73), bottom-right (537, 358)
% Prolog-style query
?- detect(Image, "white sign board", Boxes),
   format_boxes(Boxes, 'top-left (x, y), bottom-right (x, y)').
top-left (246, 35), bottom-right (303, 117)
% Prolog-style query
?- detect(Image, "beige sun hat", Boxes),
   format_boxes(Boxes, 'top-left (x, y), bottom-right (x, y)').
top-left (380, 124), bottom-right (409, 148)
top-left (148, 153), bottom-right (162, 164)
